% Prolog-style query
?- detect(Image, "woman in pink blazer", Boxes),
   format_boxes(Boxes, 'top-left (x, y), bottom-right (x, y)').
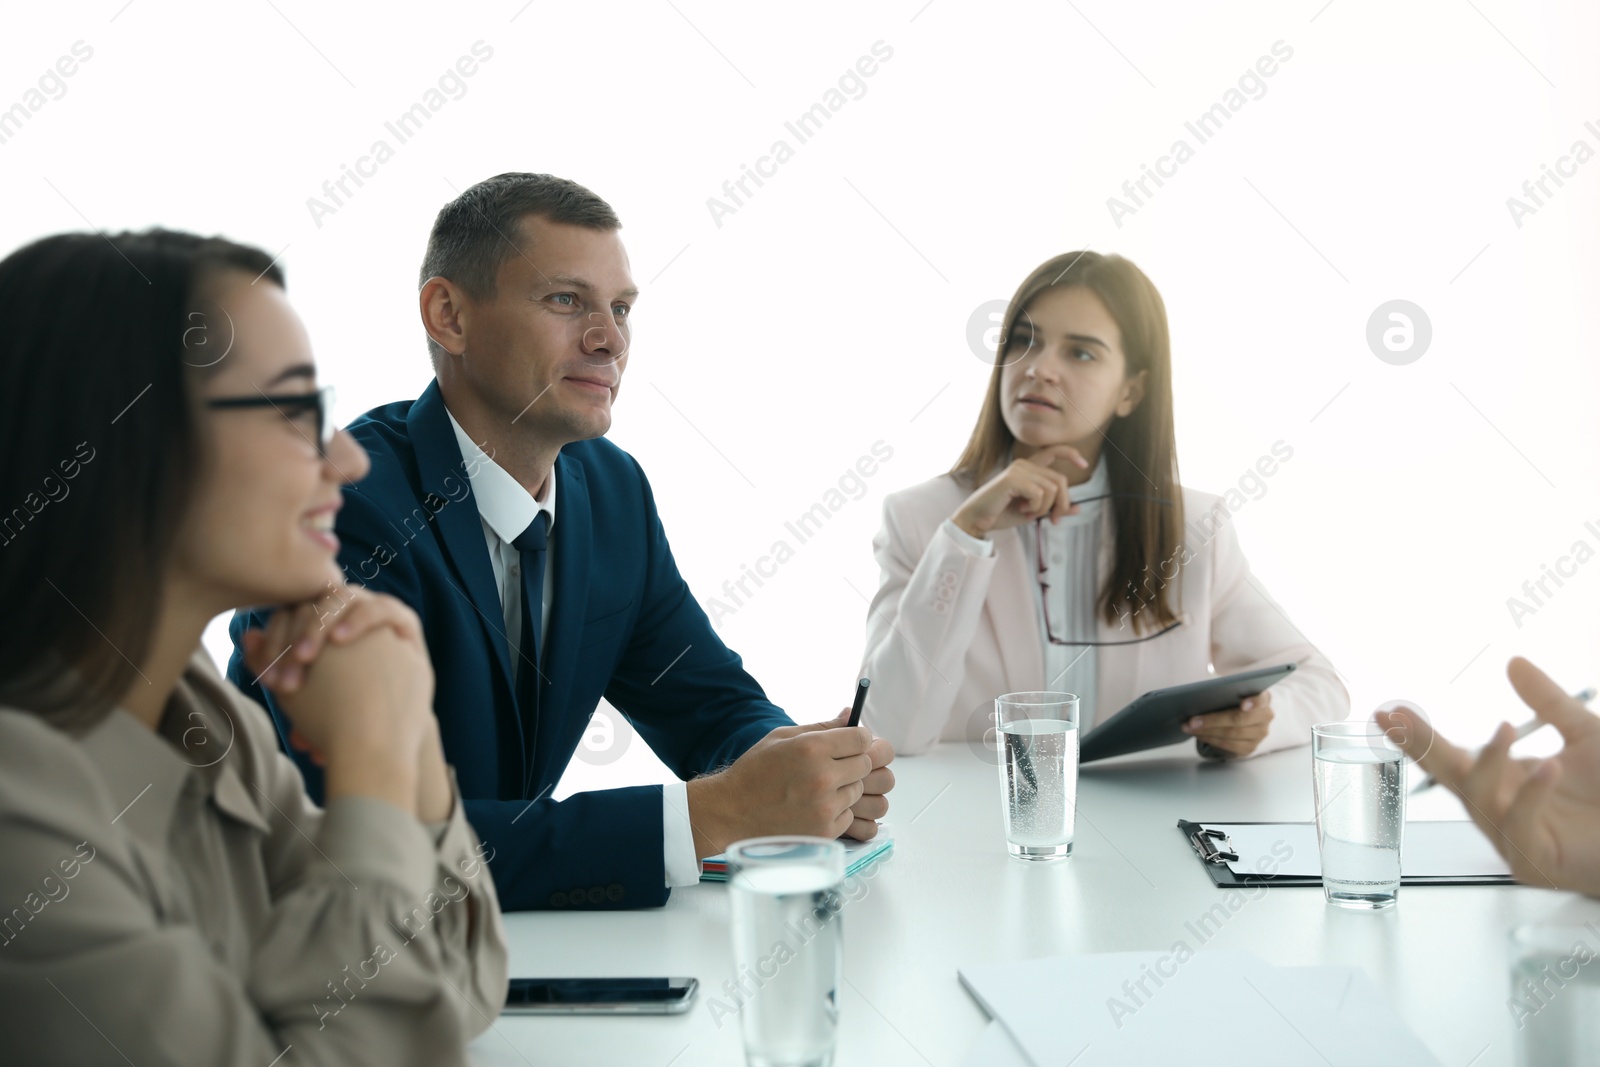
top-left (860, 251), bottom-right (1348, 758)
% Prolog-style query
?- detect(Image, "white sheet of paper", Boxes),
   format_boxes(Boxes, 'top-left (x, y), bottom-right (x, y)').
top-left (960, 950), bottom-right (1270, 1066)
top-left (1249, 966), bottom-right (1442, 1065)
top-left (961, 1021), bottom-right (1033, 1067)
top-left (1213, 820), bottom-right (1512, 878)
top-left (959, 950), bottom-right (1441, 1067)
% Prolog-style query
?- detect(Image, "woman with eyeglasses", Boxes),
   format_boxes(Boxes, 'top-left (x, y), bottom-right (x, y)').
top-left (860, 251), bottom-right (1348, 758)
top-left (0, 229), bottom-right (507, 1064)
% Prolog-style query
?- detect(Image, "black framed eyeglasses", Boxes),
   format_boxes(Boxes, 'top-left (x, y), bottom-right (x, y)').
top-left (205, 386), bottom-right (337, 457)
top-left (1035, 491), bottom-right (1184, 647)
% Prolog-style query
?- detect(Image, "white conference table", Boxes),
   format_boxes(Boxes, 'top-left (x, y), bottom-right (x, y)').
top-left (470, 740), bottom-right (1600, 1066)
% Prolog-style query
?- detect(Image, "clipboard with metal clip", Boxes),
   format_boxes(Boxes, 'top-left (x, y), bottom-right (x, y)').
top-left (1177, 818), bottom-right (1516, 888)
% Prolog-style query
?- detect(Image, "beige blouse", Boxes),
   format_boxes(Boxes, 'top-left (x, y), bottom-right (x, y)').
top-left (0, 648), bottom-right (509, 1065)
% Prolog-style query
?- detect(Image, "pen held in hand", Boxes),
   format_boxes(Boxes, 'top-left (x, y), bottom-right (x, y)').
top-left (1410, 686), bottom-right (1596, 793)
top-left (847, 677), bottom-right (869, 729)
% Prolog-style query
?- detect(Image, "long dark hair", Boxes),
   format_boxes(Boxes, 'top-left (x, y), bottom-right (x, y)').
top-left (0, 228), bottom-right (284, 729)
top-left (952, 251), bottom-right (1184, 634)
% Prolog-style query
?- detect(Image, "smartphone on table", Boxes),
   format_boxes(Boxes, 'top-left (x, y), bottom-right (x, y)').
top-left (503, 977), bottom-right (698, 1015)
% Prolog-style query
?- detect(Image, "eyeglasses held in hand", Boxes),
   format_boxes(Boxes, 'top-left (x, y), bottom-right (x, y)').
top-left (206, 386), bottom-right (338, 457)
top-left (1035, 491), bottom-right (1184, 647)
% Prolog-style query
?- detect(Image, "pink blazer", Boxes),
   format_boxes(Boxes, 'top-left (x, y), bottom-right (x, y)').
top-left (858, 472), bottom-right (1349, 757)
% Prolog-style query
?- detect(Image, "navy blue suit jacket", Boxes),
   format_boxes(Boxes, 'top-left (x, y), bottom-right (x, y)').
top-left (227, 380), bottom-right (791, 910)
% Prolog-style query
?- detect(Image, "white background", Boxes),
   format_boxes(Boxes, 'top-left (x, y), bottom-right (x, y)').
top-left (4, 0), bottom-right (1598, 796)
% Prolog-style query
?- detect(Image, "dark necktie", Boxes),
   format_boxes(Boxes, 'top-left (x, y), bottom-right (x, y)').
top-left (512, 511), bottom-right (549, 795)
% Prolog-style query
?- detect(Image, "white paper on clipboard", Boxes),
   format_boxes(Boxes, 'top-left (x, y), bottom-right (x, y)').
top-left (1209, 820), bottom-right (1512, 879)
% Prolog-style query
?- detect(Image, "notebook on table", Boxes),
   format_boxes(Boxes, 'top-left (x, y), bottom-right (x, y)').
top-left (700, 832), bottom-right (894, 882)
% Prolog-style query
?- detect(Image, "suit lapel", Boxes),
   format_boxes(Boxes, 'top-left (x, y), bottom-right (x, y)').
top-left (535, 450), bottom-right (592, 785)
top-left (1093, 506), bottom-right (1163, 719)
top-left (987, 526), bottom-right (1044, 691)
top-left (405, 382), bottom-right (516, 692)
top-left (991, 508), bottom-right (1141, 720)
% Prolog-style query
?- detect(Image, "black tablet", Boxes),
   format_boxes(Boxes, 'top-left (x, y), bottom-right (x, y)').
top-left (1078, 663), bottom-right (1297, 763)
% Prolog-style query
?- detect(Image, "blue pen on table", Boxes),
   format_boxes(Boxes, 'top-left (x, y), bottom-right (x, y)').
top-left (847, 677), bottom-right (870, 728)
top-left (1410, 686), bottom-right (1596, 793)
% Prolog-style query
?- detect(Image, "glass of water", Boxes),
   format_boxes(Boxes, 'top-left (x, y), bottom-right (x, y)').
top-left (1509, 923), bottom-right (1600, 1066)
top-left (725, 837), bottom-right (845, 1067)
top-left (995, 692), bottom-right (1079, 861)
top-left (1312, 721), bottom-right (1404, 909)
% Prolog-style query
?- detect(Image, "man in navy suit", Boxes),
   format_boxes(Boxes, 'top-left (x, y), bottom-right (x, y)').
top-left (228, 173), bottom-right (893, 911)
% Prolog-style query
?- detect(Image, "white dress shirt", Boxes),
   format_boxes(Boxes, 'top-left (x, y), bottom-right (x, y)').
top-left (941, 454), bottom-right (1110, 729)
top-left (446, 411), bottom-right (700, 888)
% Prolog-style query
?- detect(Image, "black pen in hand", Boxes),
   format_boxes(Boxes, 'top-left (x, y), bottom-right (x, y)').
top-left (847, 678), bottom-right (869, 728)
